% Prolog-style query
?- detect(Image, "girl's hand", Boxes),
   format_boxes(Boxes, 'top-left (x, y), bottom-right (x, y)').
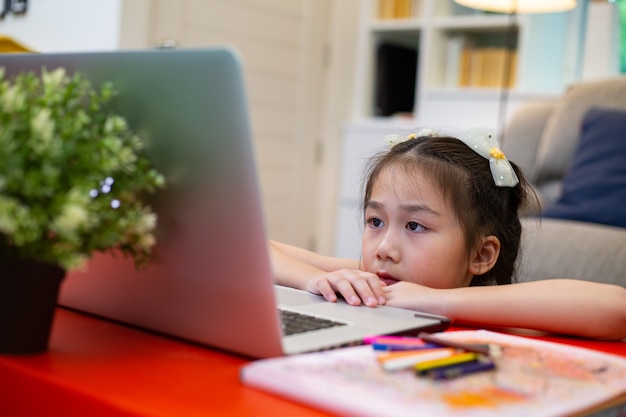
top-left (383, 281), bottom-right (444, 315)
top-left (305, 270), bottom-right (387, 307)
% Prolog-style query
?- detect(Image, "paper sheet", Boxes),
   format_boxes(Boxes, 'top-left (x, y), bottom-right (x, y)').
top-left (241, 330), bottom-right (626, 417)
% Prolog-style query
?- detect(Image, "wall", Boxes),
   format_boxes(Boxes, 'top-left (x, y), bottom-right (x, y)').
top-left (0, 0), bottom-right (122, 52)
top-left (582, 1), bottom-right (621, 80)
top-left (146, 0), bottom-right (330, 248)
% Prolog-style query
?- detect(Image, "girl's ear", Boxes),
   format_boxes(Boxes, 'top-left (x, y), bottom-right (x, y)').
top-left (469, 235), bottom-right (500, 276)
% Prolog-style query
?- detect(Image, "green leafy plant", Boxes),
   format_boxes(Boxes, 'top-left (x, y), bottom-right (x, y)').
top-left (0, 67), bottom-right (165, 270)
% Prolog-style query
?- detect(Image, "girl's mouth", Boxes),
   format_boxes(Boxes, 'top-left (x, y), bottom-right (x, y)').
top-left (377, 273), bottom-right (399, 286)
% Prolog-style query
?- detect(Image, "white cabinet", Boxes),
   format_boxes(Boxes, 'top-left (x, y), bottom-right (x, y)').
top-left (334, 122), bottom-right (392, 259)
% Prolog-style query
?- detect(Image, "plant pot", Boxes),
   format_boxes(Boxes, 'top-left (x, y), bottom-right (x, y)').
top-left (0, 257), bottom-right (65, 354)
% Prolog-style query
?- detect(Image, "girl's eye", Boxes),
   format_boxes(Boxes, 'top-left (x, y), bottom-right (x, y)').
top-left (406, 221), bottom-right (426, 232)
top-left (367, 217), bottom-right (384, 228)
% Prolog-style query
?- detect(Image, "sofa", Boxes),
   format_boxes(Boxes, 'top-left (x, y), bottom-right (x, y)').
top-left (501, 77), bottom-right (626, 288)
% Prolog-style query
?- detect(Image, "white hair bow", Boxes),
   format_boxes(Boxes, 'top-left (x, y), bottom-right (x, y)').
top-left (384, 128), bottom-right (439, 147)
top-left (460, 127), bottom-right (519, 187)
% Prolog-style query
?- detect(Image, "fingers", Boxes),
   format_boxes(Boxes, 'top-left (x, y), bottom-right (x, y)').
top-left (315, 280), bottom-right (338, 303)
top-left (346, 274), bottom-right (387, 307)
top-left (334, 279), bottom-right (363, 306)
top-left (308, 270), bottom-right (387, 307)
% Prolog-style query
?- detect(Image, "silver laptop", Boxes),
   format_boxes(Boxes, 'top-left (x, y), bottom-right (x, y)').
top-left (0, 48), bottom-right (449, 358)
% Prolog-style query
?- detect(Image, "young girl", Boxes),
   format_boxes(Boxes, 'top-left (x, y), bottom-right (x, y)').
top-left (270, 131), bottom-right (626, 340)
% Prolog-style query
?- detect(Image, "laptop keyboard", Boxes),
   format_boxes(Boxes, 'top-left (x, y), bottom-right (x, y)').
top-left (279, 309), bottom-right (347, 336)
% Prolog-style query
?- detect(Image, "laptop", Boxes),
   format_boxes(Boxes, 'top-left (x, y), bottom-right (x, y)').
top-left (0, 48), bottom-right (449, 358)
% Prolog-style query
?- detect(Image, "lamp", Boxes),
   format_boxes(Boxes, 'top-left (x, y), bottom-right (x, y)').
top-left (452, 0), bottom-right (578, 143)
top-left (453, 0), bottom-right (577, 14)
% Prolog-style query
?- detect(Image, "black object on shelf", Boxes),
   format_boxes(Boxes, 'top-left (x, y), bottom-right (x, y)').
top-left (374, 42), bottom-right (418, 117)
top-left (1, 0), bottom-right (28, 19)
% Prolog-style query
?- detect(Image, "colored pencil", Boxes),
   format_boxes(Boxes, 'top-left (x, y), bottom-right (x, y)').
top-left (421, 358), bottom-right (496, 380)
top-left (414, 352), bottom-right (479, 373)
top-left (365, 335), bottom-right (440, 351)
top-left (418, 332), bottom-right (500, 356)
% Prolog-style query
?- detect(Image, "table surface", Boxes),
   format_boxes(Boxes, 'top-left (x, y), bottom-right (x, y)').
top-left (1, 308), bottom-right (625, 417)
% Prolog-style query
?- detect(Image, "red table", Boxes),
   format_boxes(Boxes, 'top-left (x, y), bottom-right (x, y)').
top-left (1, 308), bottom-right (624, 417)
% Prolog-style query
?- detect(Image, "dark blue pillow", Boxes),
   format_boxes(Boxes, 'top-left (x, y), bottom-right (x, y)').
top-left (542, 107), bottom-right (626, 228)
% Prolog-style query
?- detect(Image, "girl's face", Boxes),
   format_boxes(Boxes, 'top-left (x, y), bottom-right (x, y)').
top-left (361, 166), bottom-right (474, 289)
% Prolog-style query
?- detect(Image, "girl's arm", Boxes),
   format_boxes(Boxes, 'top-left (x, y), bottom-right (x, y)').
top-left (384, 279), bottom-right (626, 340)
top-left (268, 240), bottom-right (386, 306)
top-left (269, 240), bottom-right (359, 273)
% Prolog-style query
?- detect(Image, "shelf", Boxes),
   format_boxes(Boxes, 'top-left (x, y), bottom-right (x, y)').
top-left (421, 87), bottom-right (560, 101)
top-left (354, 0), bottom-right (585, 119)
top-left (368, 18), bottom-right (424, 31)
top-left (432, 14), bottom-right (519, 30)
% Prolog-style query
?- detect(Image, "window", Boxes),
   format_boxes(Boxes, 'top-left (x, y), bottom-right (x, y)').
top-left (618, 0), bottom-right (626, 72)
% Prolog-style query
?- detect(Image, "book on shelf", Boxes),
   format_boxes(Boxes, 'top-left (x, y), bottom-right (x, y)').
top-left (457, 47), bottom-right (517, 89)
top-left (241, 330), bottom-right (626, 417)
top-left (377, 0), bottom-right (416, 19)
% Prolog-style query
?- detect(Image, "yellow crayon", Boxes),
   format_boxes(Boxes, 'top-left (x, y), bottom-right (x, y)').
top-left (414, 352), bottom-right (479, 373)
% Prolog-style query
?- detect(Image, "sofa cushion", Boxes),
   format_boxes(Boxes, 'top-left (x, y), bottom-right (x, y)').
top-left (518, 218), bottom-right (626, 287)
top-left (531, 77), bottom-right (626, 186)
top-left (542, 107), bottom-right (626, 228)
top-left (502, 101), bottom-right (557, 182)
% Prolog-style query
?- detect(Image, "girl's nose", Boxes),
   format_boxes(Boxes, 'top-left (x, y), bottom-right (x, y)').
top-left (375, 232), bottom-right (400, 263)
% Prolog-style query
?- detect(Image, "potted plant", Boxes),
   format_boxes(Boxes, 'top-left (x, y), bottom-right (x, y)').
top-left (0, 67), bottom-right (165, 353)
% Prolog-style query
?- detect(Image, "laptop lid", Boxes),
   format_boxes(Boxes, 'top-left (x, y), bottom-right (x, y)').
top-left (0, 48), bottom-right (448, 358)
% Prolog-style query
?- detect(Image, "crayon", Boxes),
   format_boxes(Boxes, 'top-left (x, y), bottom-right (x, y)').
top-left (364, 335), bottom-right (424, 345)
top-left (414, 352), bottom-right (479, 373)
top-left (377, 348), bottom-right (457, 371)
top-left (372, 342), bottom-right (442, 351)
top-left (421, 358), bottom-right (496, 380)
top-left (418, 332), bottom-right (499, 356)
top-left (365, 335), bottom-right (440, 351)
